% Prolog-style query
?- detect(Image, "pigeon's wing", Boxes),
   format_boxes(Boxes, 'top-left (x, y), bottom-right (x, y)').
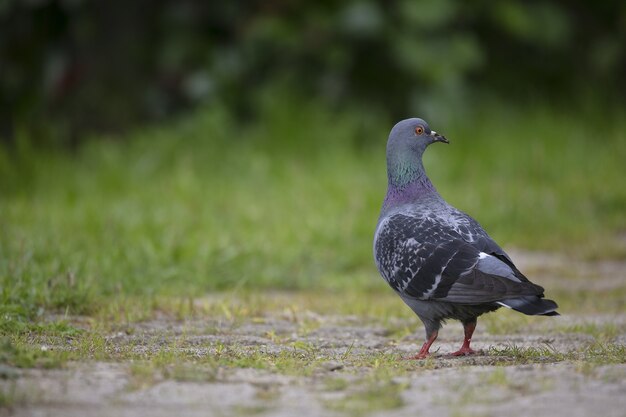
top-left (446, 208), bottom-right (532, 282)
top-left (445, 207), bottom-right (506, 253)
top-left (374, 213), bottom-right (544, 304)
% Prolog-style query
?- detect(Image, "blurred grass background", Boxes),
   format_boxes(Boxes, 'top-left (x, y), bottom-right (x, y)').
top-left (1, 1), bottom-right (626, 326)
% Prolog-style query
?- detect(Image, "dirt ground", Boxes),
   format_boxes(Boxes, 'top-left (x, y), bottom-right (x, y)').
top-left (2, 251), bottom-right (626, 417)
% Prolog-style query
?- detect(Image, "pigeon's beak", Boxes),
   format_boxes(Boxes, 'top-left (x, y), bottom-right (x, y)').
top-left (430, 130), bottom-right (449, 144)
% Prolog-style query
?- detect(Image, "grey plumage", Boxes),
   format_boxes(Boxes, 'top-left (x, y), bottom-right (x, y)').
top-left (374, 118), bottom-right (558, 358)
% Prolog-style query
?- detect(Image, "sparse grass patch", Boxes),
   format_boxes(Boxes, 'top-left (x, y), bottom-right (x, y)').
top-left (0, 313), bottom-right (83, 337)
top-left (487, 343), bottom-right (569, 364)
top-left (323, 370), bottom-right (409, 415)
top-left (487, 342), bottom-right (626, 365)
top-left (581, 342), bottom-right (626, 365)
top-left (127, 362), bottom-right (159, 390)
top-left (481, 366), bottom-right (554, 394)
top-left (483, 367), bottom-right (509, 386)
top-left (127, 360), bottom-right (218, 389)
top-left (232, 405), bottom-right (274, 415)
top-left (559, 323), bottom-right (622, 342)
top-left (324, 377), bottom-right (349, 391)
top-left (0, 387), bottom-right (15, 408)
top-left (441, 365), bottom-right (555, 412)
top-left (0, 381), bottom-right (29, 410)
top-left (0, 337), bottom-right (69, 369)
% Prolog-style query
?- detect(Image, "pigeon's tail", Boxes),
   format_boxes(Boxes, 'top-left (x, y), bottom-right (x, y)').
top-left (496, 296), bottom-right (559, 316)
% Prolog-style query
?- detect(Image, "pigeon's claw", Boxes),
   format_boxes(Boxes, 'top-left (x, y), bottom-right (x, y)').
top-left (404, 331), bottom-right (438, 360)
top-left (405, 352), bottom-right (430, 360)
top-left (451, 347), bottom-right (477, 356)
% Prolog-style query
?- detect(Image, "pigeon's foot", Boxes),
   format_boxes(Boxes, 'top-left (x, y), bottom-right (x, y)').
top-left (450, 319), bottom-right (478, 357)
top-left (404, 330), bottom-right (438, 360)
top-left (451, 347), bottom-right (477, 356)
top-left (404, 352), bottom-right (430, 360)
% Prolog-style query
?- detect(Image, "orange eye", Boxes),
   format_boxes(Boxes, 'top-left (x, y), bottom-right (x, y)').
top-left (415, 126), bottom-right (424, 135)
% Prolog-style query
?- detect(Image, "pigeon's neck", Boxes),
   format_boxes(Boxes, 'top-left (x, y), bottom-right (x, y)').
top-left (382, 158), bottom-right (438, 212)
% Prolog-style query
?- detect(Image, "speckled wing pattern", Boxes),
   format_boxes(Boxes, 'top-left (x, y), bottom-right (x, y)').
top-left (374, 211), bottom-right (545, 304)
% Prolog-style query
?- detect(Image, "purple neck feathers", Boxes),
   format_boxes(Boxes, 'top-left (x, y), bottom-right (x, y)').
top-left (382, 174), bottom-right (437, 212)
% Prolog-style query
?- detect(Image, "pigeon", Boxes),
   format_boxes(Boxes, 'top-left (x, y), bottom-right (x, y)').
top-left (373, 118), bottom-right (559, 359)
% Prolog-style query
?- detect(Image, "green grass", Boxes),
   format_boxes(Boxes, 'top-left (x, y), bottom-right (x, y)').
top-left (1, 96), bottom-right (625, 327)
top-left (0, 337), bottom-right (70, 369)
top-left (487, 342), bottom-right (626, 365)
top-left (1, 289), bottom-right (623, 371)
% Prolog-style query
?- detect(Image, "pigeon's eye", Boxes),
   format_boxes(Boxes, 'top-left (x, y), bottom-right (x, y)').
top-left (415, 126), bottom-right (424, 135)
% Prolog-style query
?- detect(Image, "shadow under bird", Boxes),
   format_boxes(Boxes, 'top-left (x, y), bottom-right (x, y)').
top-left (373, 118), bottom-right (559, 359)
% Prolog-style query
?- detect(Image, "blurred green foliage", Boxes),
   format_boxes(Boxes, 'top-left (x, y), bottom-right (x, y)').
top-left (1, 96), bottom-right (625, 322)
top-left (1, 1), bottom-right (626, 327)
top-left (1, 0), bottom-right (625, 145)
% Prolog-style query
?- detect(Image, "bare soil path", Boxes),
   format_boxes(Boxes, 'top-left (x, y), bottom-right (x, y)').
top-left (2, 251), bottom-right (626, 417)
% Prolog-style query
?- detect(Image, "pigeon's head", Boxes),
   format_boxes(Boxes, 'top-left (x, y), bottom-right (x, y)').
top-left (387, 118), bottom-right (449, 156)
top-left (385, 118), bottom-right (448, 188)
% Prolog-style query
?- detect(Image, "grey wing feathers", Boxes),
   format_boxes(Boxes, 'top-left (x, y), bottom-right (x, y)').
top-left (374, 214), bottom-right (449, 295)
top-left (374, 213), bottom-right (545, 304)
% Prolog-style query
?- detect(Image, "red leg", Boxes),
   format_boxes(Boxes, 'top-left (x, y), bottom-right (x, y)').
top-left (406, 330), bottom-right (438, 360)
top-left (452, 320), bottom-right (477, 356)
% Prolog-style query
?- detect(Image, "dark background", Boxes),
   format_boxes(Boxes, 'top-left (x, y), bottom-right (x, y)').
top-left (2, 0), bottom-right (625, 147)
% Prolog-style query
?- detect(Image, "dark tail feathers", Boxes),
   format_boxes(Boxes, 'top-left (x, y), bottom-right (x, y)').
top-left (497, 296), bottom-right (559, 316)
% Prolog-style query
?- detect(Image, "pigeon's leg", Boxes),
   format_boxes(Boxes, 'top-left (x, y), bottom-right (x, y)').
top-left (452, 318), bottom-right (477, 356)
top-left (407, 330), bottom-right (438, 360)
